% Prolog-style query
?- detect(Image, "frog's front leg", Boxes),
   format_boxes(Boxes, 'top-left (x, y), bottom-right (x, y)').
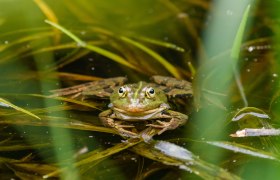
top-left (99, 109), bottom-right (137, 137)
top-left (147, 110), bottom-right (188, 135)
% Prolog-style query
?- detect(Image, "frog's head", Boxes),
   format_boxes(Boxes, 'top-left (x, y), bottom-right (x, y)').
top-left (110, 81), bottom-right (168, 114)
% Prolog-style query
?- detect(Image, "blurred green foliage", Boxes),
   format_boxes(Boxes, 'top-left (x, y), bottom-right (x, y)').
top-left (0, 0), bottom-right (280, 179)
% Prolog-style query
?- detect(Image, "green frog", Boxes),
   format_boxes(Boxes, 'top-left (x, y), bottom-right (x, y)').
top-left (51, 76), bottom-right (192, 138)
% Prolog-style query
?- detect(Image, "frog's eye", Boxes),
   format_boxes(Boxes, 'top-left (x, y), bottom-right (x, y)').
top-left (146, 87), bottom-right (155, 98)
top-left (118, 86), bottom-right (127, 97)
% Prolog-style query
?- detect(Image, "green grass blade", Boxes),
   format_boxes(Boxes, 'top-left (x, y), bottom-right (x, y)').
top-left (120, 36), bottom-right (181, 78)
top-left (45, 20), bottom-right (138, 71)
top-left (230, 4), bottom-right (251, 107)
top-left (131, 141), bottom-right (240, 179)
top-left (137, 36), bottom-right (185, 52)
top-left (231, 5), bottom-right (251, 60)
top-left (0, 115), bottom-right (115, 134)
top-left (0, 31), bottom-right (53, 52)
top-left (44, 138), bottom-right (142, 178)
top-left (29, 94), bottom-right (101, 110)
top-left (0, 98), bottom-right (40, 120)
top-left (34, 0), bottom-right (60, 44)
top-left (45, 20), bottom-right (85, 46)
top-left (0, 143), bottom-right (50, 151)
top-left (206, 141), bottom-right (280, 161)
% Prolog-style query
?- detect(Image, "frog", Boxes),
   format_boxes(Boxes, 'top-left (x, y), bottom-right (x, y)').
top-left (51, 76), bottom-right (193, 138)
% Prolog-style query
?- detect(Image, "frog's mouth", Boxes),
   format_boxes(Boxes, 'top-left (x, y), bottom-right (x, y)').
top-left (113, 106), bottom-right (163, 114)
top-left (113, 106), bottom-right (167, 120)
top-left (112, 103), bottom-right (170, 120)
top-left (113, 102), bottom-right (170, 113)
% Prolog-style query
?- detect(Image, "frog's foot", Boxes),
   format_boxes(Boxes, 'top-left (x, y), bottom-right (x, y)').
top-left (138, 127), bottom-right (161, 142)
top-left (113, 121), bottom-right (138, 137)
top-left (147, 118), bottom-right (179, 135)
top-left (118, 129), bottom-right (138, 138)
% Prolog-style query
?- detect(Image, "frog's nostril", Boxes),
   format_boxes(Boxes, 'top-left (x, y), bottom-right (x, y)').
top-left (130, 99), bottom-right (139, 106)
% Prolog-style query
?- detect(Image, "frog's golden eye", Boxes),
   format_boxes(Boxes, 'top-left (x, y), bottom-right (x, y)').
top-left (146, 87), bottom-right (155, 98)
top-left (118, 86), bottom-right (127, 97)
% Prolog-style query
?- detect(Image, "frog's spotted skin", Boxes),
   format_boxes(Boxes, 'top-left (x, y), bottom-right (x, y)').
top-left (150, 76), bottom-right (193, 98)
top-left (50, 77), bottom-right (127, 99)
top-left (51, 76), bottom-right (192, 138)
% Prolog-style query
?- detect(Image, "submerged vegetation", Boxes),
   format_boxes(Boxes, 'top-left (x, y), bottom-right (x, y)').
top-left (0, 0), bottom-right (280, 179)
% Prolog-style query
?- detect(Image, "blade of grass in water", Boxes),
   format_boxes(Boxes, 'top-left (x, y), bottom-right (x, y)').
top-left (0, 31), bottom-right (53, 52)
top-left (20, 41), bottom-right (102, 71)
top-left (34, 0), bottom-right (58, 23)
top-left (40, 135), bottom-right (240, 179)
top-left (231, 5), bottom-right (251, 107)
top-left (0, 98), bottom-right (40, 120)
top-left (131, 141), bottom-right (240, 180)
top-left (29, 94), bottom-right (101, 110)
top-left (44, 128), bottom-right (160, 178)
top-left (2, 104), bottom-right (73, 117)
top-left (160, 0), bottom-right (206, 60)
top-left (136, 36), bottom-right (185, 52)
top-left (56, 72), bottom-right (102, 81)
top-left (120, 36), bottom-right (181, 78)
top-left (231, 5), bottom-right (251, 60)
top-left (45, 20), bottom-right (139, 71)
top-left (49, 48), bottom-right (90, 70)
top-left (34, 0), bottom-right (60, 44)
top-left (206, 141), bottom-right (280, 161)
top-left (0, 143), bottom-right (50, 152)
top-left (0, 115), bottom-right (115, 134)
top-left (43, 138), bottom-right (142, 178)
top-left (7, 163), bottom-right (58, 178)
top-left (62, 0), bottom-right (96, 24)
top-left (231, 107), bottom-right (280, 154)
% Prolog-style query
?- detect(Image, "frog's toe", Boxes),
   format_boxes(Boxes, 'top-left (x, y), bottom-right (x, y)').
top-left (118, 129), bottom-right (138, 137)
top-left (114, 121), bottom-right (135, 128)
top-left (117, 124), bottom-right (135, 128)
top-left (146, 121), bottom-right (167, 134)
top-left (147, 119), bottom-right (179, 134)
top-left (157, 127), bottom-right (169, 135)
top-left (146, 120), bottom-right (169, 128)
